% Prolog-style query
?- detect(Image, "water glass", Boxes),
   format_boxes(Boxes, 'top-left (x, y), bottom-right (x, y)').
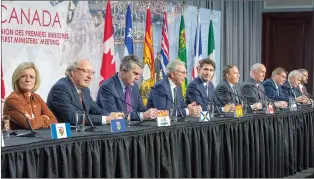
top-left (241, 101), bottom-right (248, 114)
top-left (170, 109), bottom-right (177, 122)
top-left (207, 103), bottom-right (214, 118)
top-left (75, 111), bottom-right (86, 132)
top-left (1, 115), bottom-right (10, 138)
top-left (289, 98), bottom-right (297, 111)
top-left (124, 111), bottom-right (131, 127)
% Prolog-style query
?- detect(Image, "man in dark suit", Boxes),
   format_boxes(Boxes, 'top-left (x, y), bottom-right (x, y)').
top-left (281, 70), bottom-right (309, 104)
top-left (146, 59), bottom-right (202, 117)
top-left (240, 63), bottom-right (267, 110)
top-left (96, 55), bottom-right (158, 121)
top-left (187, 58), bottom-right (233, 112)
top-left (298, 69), bottom-right (312, 97)
top-left (262, 67), bottom-right (288, 107)
top-left (215, 65), bottom-right (241, 107)
top-left (47, 59), bottom-right (123, 125)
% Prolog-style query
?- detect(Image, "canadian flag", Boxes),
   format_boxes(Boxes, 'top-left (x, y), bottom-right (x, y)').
top-left (100, 0), bottom-right (115, 85)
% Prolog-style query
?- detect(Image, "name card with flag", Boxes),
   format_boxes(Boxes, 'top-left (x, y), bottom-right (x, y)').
top-left (156, 110), bottom-right (171, 127)
top-left (50, 123), bottom-right (72, 139)
top-left (111, 119), bottom-right (126, 133)
top-left (199, 111), bottom-right (210, 122)
top-left (235, 105), bottom-right (244, 118)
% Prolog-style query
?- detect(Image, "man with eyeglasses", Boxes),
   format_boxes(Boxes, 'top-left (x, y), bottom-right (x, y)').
top-left (281, 70), bottom-right (309, 104)
top-left (262, 67), bottom-right (288, 107)
top-left (187, 58), bottom-right (234, 112)
top-left (146, 59), bottom-right (202, 117)
top-left (96, 55), bottom-right (158, 121)
top-left (47, 58), bottom-right (123, 125)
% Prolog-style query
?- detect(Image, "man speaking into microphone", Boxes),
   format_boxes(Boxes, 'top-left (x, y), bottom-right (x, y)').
top-left (96, 55), bottom-right (158, 121)
top-left (47, 58), bottom-right (123, 126)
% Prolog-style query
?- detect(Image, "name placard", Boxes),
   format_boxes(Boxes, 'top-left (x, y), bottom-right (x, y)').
top-left (267, 104), bottom-right (274, 114)
top-left (111, 119), bottom-right (126, 133)
top-left (235, 104), bottom-right (244, 118)
top-left (199, 111), bottom-right (210, 122)
top-left (156, 110), bottom-right (171, 127)
top-left (50, 123), bottom-right (72, 139)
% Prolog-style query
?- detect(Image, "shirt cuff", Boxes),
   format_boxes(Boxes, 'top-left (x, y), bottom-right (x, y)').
top-left (139, 112), bottom-right (143, 121)
top-left (101, 116), bottom-right (107, 125)
top-left (185, 108), bottom-right (189, 116)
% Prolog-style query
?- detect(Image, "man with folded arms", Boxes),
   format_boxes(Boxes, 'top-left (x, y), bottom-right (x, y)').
top-left (96, 55), bottom-right (158, 121)
top-left (262, 67), bottom-right (288, 108)
top-left (47, 58), bottom-right (123, 125)
top-left (187, 58), bottom-right (234, 112)
top-left (146, 59), bottom-right (202, 117)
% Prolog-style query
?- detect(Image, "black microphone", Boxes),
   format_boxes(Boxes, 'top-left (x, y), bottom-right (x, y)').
top-left (101, 87), bottom-right (142, 121)
top-left (217, 89), bottom-right (254, 111)
top-left (1, 100), bottom-right (39, 138)
top-left (247, 84), bottom-right (278, 110)
top-left (53, 88), bottom-right (99, 132)
top-left (187, 86), bottom-right (224, 117)
top-left (150, 87), bottom-right (186, 119)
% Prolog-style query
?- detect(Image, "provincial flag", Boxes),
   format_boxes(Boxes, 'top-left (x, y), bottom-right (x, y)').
top-left (160, 12), bottom-right (169, 79)
top-left (50, 123), bottom-right (72, 139)
top-left (100, 0), bottom-right (115, 85)
top-left (124, 4), bottom-right (133, 56)
top-left (178, 15), bottom-right (187, 97)
top-left (192, 21), bottom-right (202, 79)
top-left (140, 7), bottom-right (155, 105)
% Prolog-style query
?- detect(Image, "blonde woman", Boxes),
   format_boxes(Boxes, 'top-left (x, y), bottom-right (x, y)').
top-left (3, 62), bottom-right (58, 129)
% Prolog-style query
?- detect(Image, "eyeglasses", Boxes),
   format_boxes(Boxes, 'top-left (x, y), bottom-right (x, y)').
top-left (174, 70), bottom-right (187, 75)
top-left (278, 74), bottom-right (287, 80)
top-left (75, 68), bottom-right (96, 75)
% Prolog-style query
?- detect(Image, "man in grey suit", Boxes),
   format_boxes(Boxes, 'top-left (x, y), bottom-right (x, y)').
top-left (215, 65), bottom-right (241, 106)
top-left (298, 69), bottom-right (312, 97)
top-left (240, 63), bottom-right (266, 110)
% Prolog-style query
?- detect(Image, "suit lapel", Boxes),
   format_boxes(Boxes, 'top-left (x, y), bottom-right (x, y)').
top-left (66, 77), bottom-right (83, 109)
top-left (165, 78), bottom-right (174, 108)
top-left (114, 73), bottom-right (126, 110)
top-left (81, 89), bottom-right (90, 111)
top-left (224, 80), bottom-right (236, 103)
top-left (196, 77), bottom-right (207, 97)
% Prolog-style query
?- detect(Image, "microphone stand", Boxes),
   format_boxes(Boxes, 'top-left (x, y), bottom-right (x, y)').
top-left (217, 89), bottom-right (254, 111)
top-left (187, 86), bottom-right (224, 117)
top-left (2, 100), bottom-right (39, 138)
top-left (150, 87), bottom-right (186, 120)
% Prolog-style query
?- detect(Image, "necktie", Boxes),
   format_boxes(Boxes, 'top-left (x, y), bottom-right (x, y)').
top-left (173, 87), bottom-right (177, 106)
top-left (291, 88), bottom-right (296, 98)
top-left (302, 86), bottom-right (305, 94)
top-left (204, 85), bottom-right (208, 97)
top-left (232, 86), bottom-right (239, 103)
top-left (257, 85), bottom-right (263, 99)
top-left (276, 88), bottom-right (280, 96)
top-left (78, 91), bottom-right (86, 111)
top-left (125, 86), bottom-right (132, 112)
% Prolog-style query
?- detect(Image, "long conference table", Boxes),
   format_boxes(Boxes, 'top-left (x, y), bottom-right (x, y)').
top-left (1, 107), bottom-right (314, 178)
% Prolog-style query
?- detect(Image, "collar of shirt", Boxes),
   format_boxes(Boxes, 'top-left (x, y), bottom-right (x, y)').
top-left (118, 72), bottom-right (132, 93)
top-left (299, 84), bottom-right (303, 89)
top-left (227, 81), bottom-right (234, 88)
top-left (169, 78), bottom-right (177, 90)
top-left (199, 77), bottom-right (209, 87)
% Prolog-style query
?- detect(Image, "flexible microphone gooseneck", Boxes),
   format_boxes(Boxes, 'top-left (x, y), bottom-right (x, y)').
top-left (53, 88), bottom-right (99, 132)
top-left (1, 100), bottom-right (39, 138)
top-left (217, 89), bottom-right (254, 111)
top-left (187, 86), bottom-right (224, 117)
top-left (247, 84), bottom-right (278, 110)
top-left (101, 87), bottom-right (142, 121)
top-left (150, 87), bottom-right (186, 119)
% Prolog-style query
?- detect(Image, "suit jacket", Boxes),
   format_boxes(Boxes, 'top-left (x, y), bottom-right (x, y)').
top-left (47, 77), bottom-right (109, 125)
top-left (297, 85), bottom-right (312, 98)
top-left (215, 79), bottom-right (242, 105)
top-left (3, 91), bottom-right (58, 130)
top-left (240, 77), bottom-right (266, 106)
top-left (262, 78), bottom-right (289, 102)
top-left (146, 77), bottom-right (187, 117)
top-left (186, 76), bottom-right (222, 111)
top-left (281, 81), bottom-right (298, 99)
top-left (96, 73), bottom-right (147, 121)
